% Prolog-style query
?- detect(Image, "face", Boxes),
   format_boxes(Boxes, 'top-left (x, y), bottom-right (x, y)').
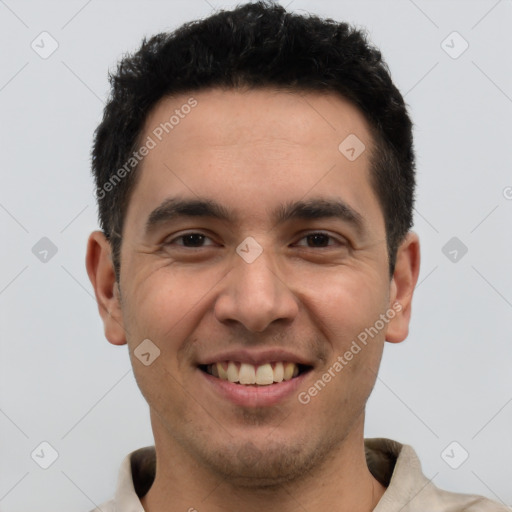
top-left (88, 88), bottom-right (417, 486)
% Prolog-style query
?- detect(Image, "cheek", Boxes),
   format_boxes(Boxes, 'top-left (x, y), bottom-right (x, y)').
top-left (121, 264), bottom-right (227, 361)
top-left (299, 264), bottom-right (389, 337)
top-left (299, 265), bottom-right (388, 395)
top-left (127, 267), bottom-right (192, 325)
top-left (121, 269), bottom-right (203, 418)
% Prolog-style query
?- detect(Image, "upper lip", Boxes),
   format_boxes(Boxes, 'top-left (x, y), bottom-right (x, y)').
top-left (197, 348), bottom-right (314, 367)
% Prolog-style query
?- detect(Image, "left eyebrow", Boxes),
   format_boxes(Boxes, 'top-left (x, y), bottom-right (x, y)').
top-left (272, 198), bottom-right (365, 235)
top-left (144, 196), bottom-right (365, 236)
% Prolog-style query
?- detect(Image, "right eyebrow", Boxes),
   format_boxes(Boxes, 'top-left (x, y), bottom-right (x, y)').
top-left (144, 197), bottom-right (233, 236)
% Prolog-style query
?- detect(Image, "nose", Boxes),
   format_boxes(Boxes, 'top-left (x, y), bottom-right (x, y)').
top-left (213, 245), bottom-right (298, 333)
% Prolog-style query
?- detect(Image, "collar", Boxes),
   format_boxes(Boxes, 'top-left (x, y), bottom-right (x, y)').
top-left (105, 438), bottom-right (503, 511)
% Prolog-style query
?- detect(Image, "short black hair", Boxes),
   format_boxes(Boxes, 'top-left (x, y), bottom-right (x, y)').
top-left (91, 0), bottom-right (415, 281)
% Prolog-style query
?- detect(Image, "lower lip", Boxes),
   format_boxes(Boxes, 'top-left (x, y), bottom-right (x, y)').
top-left (199, 368), bottom-right (309, 407)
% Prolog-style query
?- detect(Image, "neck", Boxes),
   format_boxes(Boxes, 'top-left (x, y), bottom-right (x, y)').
top-left (140, 414), bottom-right (386, 512)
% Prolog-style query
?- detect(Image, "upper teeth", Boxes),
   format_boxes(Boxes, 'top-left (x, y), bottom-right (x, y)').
top-left (208, 361), bottom-right (299, 385)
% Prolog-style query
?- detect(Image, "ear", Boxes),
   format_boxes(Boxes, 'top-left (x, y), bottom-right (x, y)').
top-left (85, 230), bottom-right (127, 345)
top-left (385, 231), bottom-right (420, 343)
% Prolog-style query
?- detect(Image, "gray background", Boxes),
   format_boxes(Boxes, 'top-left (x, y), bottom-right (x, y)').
top-left (1, 0), bottom-right (511, 510)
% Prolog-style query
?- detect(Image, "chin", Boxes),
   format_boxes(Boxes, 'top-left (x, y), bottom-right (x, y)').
top-left (190, 435), bottom-right (330, 488)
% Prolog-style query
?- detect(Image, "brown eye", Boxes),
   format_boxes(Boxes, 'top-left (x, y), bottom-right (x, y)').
top-left (165, 232), bottom-right (215, 248)
top-left (295, 232), bottom-right (344, 248)
top-left (305, 233), bottom-right (330, 247)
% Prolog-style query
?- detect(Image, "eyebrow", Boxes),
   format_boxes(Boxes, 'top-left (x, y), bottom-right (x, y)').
top-left (144, 196), bottom-right (365, 236)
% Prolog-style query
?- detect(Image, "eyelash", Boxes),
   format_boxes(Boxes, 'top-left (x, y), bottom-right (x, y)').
top-left (164, 231), bottom-right (346, 249)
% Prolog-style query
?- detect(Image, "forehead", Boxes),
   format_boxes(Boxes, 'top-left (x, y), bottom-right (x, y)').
top-left (126, 87), bottom-right (382, 233)
top-left (143, 87), bottom-right (372, 152)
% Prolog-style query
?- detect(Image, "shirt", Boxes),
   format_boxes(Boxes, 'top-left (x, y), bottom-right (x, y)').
top-left (91, 438), bottom-right (509, 511)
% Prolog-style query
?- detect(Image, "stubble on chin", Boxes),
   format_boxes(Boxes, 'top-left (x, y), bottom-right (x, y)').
top-left (180, 422), bottom-right (343, 489)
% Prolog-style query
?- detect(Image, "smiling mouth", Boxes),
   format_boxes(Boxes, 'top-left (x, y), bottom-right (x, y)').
top-left (199, 361), bottom-right (312, 386)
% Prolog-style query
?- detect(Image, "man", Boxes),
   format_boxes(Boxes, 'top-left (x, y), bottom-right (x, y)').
top-left (85, 1), bottom-right (507, 510)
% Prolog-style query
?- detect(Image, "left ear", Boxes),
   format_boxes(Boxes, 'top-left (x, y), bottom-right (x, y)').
top-left (385, 231), bottom-right (420, 343)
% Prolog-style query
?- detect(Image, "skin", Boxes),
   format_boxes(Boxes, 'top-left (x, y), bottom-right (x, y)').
top-left (86, 88), bottom-right (420, 511)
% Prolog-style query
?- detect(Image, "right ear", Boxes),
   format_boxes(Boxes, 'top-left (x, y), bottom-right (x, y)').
top-left (85, 230), bottom-right (127, 345)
